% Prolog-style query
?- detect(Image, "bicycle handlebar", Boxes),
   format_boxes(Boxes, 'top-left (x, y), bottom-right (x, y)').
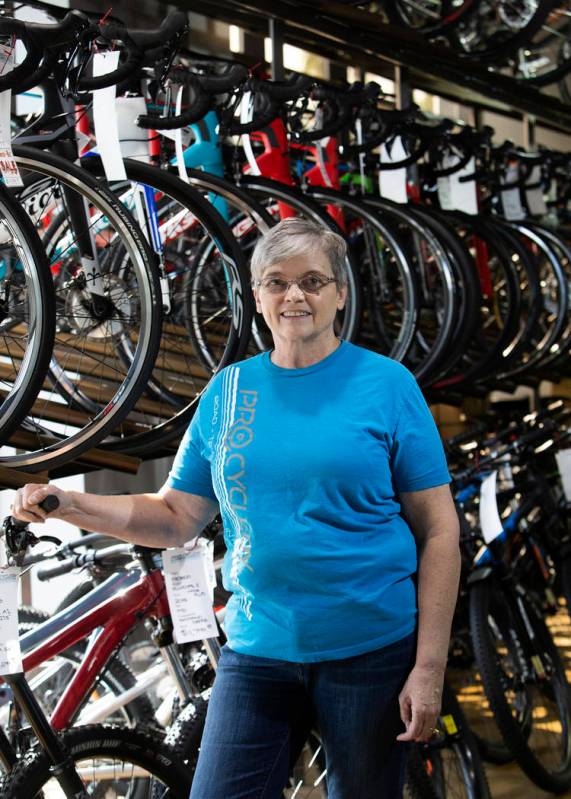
top-left (250, 73), bottom-right (313, 101)
top-left (196, 63), bottom-right (249, 94)
top-left (75, 13), bottom-right (187, 92)
top-left (100, 12), bottom-right (188, 52)
top-left (453, 419), bottom-right (558, 484)
top-left (137, 73), bottom-right (211, 129)
top-left (36, 543), bottom-right (133, 581)
top-left (0, 10), bottom-right (88, 92)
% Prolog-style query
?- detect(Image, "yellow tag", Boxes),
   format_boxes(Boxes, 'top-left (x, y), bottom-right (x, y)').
top-left (442, 714), bottom-right (458, 735)
top-left (531, 655), bottom-right (546, 679)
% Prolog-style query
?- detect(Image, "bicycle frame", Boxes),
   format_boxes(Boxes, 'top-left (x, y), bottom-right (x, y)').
top-left (10, 563), bottom-right (173, 730)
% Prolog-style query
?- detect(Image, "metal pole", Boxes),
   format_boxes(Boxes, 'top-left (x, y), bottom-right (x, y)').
top-left (523, 112), bottom-right (536, 150)
top-left (269, 17), bottom-right (284, 81)
top-left (395, 64), bottom-right (413, 110)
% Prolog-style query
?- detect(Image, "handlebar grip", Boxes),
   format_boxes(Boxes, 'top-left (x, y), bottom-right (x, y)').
top-left (196, 63), bottom-right (248, 94)
top-left (292, 100), bottom-right (352, 143)
top-left (36, 556), bottom-right (76, 581)
top-left (224, 92), bottom-right (280, 135)
top-left (0, 45), bottom-right (42, 93)
top-left (40, 495), bottom-right (60, 514)
top-left (9, 494), bottom-right (60, 533)
top-left (77, 47), bottom-right (144, 91)
top-left (101, 12), bottom-right (188, 51)
top-left (432, 147), bottom-right (473, 178)
top-left (0, 11), bottom-right (88, 91)
top-left (251, 74), bottom-right (312, 101)
top-left (0, 9), bottom-right (88, 46)
top-left (137, 75), bottom-right (210, 129)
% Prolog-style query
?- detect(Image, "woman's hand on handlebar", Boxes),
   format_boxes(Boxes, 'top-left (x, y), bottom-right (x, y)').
top-left (12, 484), bottom-right (69, 525)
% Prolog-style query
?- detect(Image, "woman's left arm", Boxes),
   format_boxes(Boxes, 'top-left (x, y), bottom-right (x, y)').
top-left (396, 483), bottom-right (461, 743)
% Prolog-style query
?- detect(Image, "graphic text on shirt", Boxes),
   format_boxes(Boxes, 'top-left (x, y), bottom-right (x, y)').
top-left (215, 368), bottom-right (258, 621)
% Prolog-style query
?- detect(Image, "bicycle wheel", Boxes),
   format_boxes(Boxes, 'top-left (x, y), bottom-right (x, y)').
top-left (470, 576), bottom-right (571, 792)
top-left (1, 724), bottom-right (190, 798)
top-left (384, 0), bottom-right (479, 36)
top-left (0, 145), bottom-right (162, 472)
top-left (0, 183), bottom-right (55, 445)
top-left (364, 196), bottom-right (461, 383)
top-left (449, 0), bottom-right (557, 63)
top-left (431, 213), bottom-right (521, 389)
top-left (496, 220), bottom-right (568, 380)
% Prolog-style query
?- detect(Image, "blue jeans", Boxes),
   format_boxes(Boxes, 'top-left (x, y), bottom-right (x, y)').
top-left (189, 632), bottom-right (416, 799)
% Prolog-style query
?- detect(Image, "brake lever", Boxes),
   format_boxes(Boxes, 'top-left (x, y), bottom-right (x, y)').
top-left (2, 495), bottom-right (61, 566)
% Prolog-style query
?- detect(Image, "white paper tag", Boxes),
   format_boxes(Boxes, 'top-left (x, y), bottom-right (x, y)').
top-left (501, 164), bottom-right (525, 220)
top-left (479, 471), bottom-right (504, 544)
top-left (0, 39), bottom-right (23, 188)
top-left (556, 448), bottom-right (571, 502)
top-left (92, 52), bottom-right (127, 181)
top-left (163, 542), bottom-right (218, 643)
top-left (116, 95), bottom-right (150, 162)
top-left (0, 568), bottom-right (22, 674)
top-left (525, 165), bottom-right (547, 217)
top-left (378, 136), bottom-right (408, 204)
top-left (174, 85), bottom-right (189, 184)
top-left (241, 92), bottom-right (261, 176)
top-left (437, 153), bottom-right (477, 215)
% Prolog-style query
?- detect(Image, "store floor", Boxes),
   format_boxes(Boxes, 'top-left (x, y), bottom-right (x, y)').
top-left (486, 762), bottom-right (571, 797)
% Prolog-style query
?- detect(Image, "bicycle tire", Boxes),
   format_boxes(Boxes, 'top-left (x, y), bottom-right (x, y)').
top-left (1, 145), bottom-right (162, 472)
top-left (497, 220), bottom-right (569, 380)
top-left (364, 196), bottom-right (462, 383)
top-left (1, 723), bottom-right (191, 798)
top-left (164, 696), bottom-right (208, 769)
top-left (450, 0), bottom-right (556, 63)
top-left (384, 0), bottom-right (479, 36)
top-left (0, 183), bottom-right (55, 446)
top-left (470, 576), bottom-right (571, 792)
top-left (18, 605), bottom-right (50, 626)
top-left (431, 212), bottom-right (521, 389)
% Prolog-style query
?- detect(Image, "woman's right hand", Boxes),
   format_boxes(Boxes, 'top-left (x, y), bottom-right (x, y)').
top-left (12, 483), bottom-right (70, 524)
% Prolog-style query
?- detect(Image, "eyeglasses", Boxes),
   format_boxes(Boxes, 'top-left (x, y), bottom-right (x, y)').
top-left (254, 274), bottom-right (338, 295)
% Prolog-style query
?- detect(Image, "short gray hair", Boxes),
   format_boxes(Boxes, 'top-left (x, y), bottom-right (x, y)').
top-left (250, 217), bottom-right (348, 286)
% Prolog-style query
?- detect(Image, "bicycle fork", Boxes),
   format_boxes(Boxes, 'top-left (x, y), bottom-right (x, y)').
top-left (5, 673), bottom-right (87, 797)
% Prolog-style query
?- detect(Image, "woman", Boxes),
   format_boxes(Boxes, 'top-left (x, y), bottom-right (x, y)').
top-left (14, 217), bottom-right (461, 799)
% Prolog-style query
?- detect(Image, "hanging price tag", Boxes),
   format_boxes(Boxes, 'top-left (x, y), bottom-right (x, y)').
top-left (241, 92), bottom-right (261, 176)
top-left (174, 85), bottom-right (189, 183)
top-left (0, 41), bottom-right (22, 188)
top-left (525, 165), bottom-right (547, 217)
top-left (479, 471), bottom-right (504, 544)
top-left (116, 95), bottom-right (151, 162)
top-left (378, 136), bottom-right (408, 204)
top-left (500, 164), bottom-right (525, 220)
top-left (0, 569), bottom-right (22, 675)
top-left (92, 51), bottom-right (127, 181)
top-left (556, 449), bottom-right (571, 502)
top-left (163, 540), bottom-right (218, 643)
top-left (437, 153), bottom-right (477, 215)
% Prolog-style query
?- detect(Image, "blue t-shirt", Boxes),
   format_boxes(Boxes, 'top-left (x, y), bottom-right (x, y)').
top-left (167, 341), bottom-right (450, 662)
